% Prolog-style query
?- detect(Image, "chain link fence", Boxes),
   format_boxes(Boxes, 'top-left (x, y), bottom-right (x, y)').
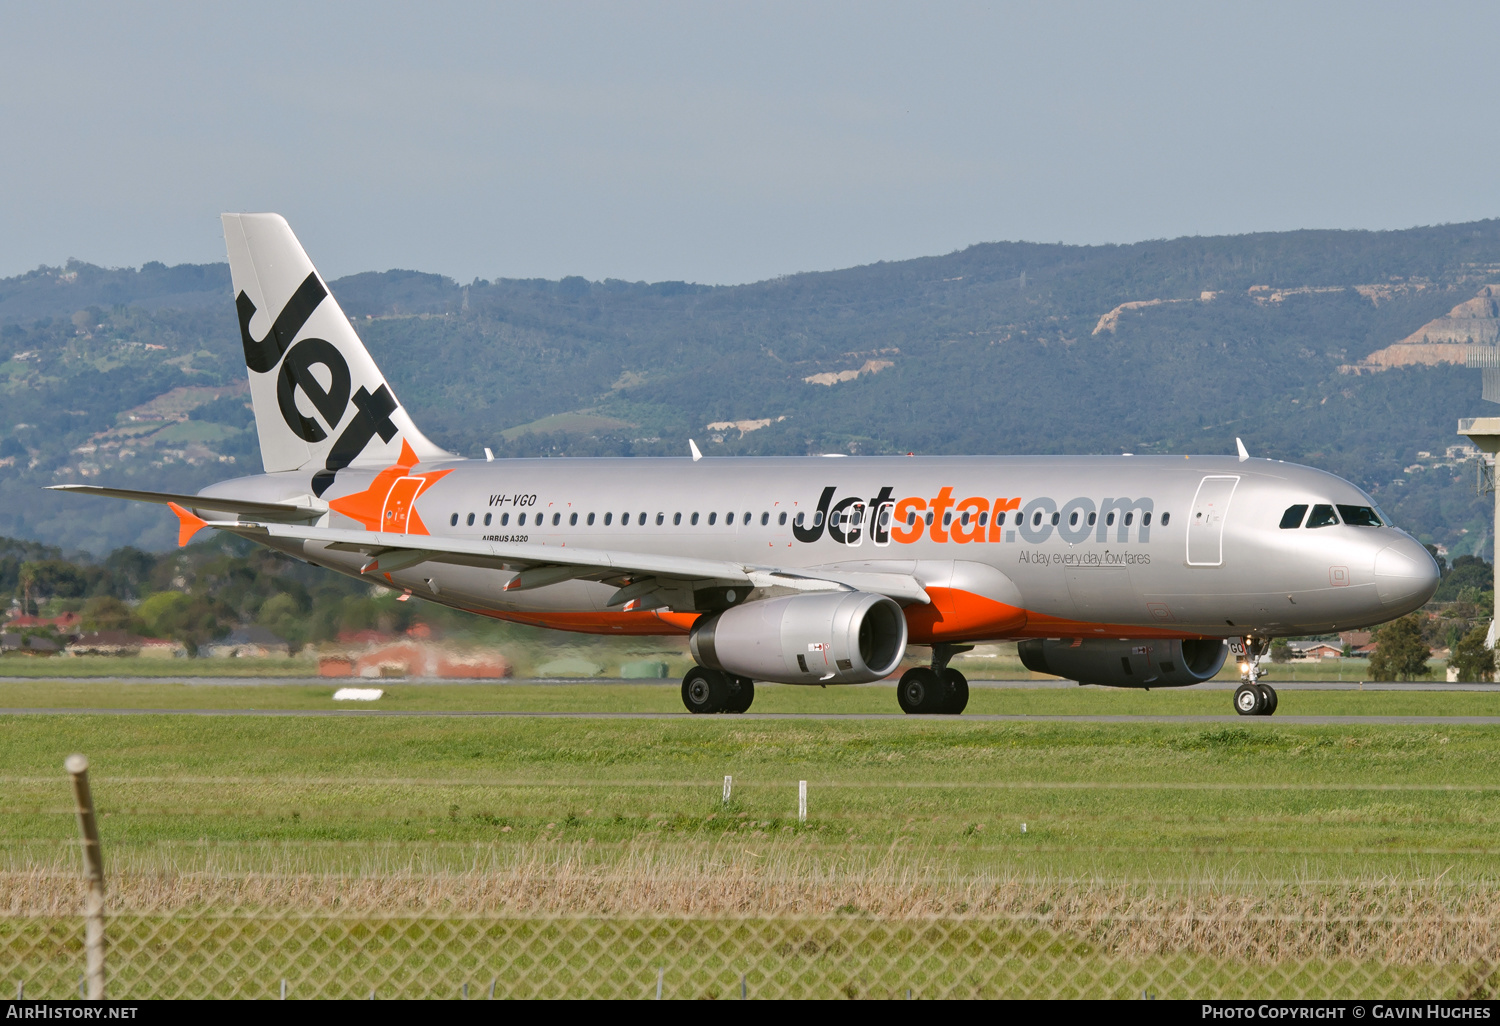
top-left (8, 900), bottom-right (1500, 999)
top-left (9, 758), bottom-right (1500, 999)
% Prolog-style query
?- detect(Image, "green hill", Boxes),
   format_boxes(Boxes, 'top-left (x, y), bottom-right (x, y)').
top-left (2, 221), bottom-right (1498, 557)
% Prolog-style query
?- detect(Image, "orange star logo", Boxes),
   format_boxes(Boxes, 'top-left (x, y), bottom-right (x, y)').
top-left (327, 439), bottom-right (452, 534)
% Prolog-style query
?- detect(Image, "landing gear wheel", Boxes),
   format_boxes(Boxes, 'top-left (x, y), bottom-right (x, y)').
top-left (1257, 683), bottom-right (1277, 716)
top-left (941, 668), bottom-right (969, 715)
top-left (897, 667), bottom-right (947, 714)
top-left (724, 676), bottom-right (755, 713)
top-left (1234, 683), bottom-right (1263, 716)
top-left (682, 666), bottom-right (729, 714)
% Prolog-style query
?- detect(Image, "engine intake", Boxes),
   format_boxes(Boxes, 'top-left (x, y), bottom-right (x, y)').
top-left (1017, 638), bottom-right (1227, 688)
top-left (690, 592), bottom-right (907, 685)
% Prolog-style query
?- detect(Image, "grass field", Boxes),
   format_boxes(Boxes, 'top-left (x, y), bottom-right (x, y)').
top-left (0, 677), bottom-right (1493, 716)
top-left (7, 681), bottom-right (1500, 997)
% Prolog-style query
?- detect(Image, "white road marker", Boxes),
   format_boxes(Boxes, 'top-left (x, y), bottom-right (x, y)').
top-left (333, 688), bottom-right (383, 701)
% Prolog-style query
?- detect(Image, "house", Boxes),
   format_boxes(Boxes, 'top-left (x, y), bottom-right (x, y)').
top-left (66, 631), bottom-right (145, 656)
top-left (1286, 640), bottom-right (1344, 661)
top-left (318, 640), bottom-right (509, 679)
top-left (1338, 630), bottom-right (1373, 650)
top-left (139, 637), bottom-right (188, 658)
top-left (6, 611), bottom-right (81, 631)
top-left (204, 626), bottom-right (290, 659)
top-left (2, 633), bottom-right (60, 655)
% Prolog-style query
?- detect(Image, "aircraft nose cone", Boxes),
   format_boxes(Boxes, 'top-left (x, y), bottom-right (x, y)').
top-left (1374, 539), bottom-right (1441, 610)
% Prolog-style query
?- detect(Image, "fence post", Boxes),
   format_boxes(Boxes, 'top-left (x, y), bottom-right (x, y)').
top-left (723, 775), bottom-right (732, 803)
top-left (798, 781), bottom-right (807, 824)
top-left (65, 755), bottom-right (104, 1001)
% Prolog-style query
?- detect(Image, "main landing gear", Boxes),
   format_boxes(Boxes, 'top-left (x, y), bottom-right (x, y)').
top-left (897, 643), bottom-right (970, 715)
top-left (1233, 636), bottom-right (1278, 717)
top-left (681, 666), bottom-right (755, 714)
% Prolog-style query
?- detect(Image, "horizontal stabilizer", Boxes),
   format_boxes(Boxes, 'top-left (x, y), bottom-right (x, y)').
top-left (48, 484), bottom-right (323, 523)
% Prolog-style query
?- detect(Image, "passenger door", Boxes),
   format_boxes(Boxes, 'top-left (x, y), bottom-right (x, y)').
top-left (1186, 475), bottom-right (1239, 567)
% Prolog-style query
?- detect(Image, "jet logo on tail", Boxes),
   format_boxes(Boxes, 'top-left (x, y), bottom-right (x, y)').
top-left (237, 271), bottom-right (401, 495)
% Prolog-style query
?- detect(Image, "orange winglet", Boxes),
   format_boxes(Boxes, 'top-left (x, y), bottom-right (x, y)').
top-left (166, 502), bottom-right (208, 547)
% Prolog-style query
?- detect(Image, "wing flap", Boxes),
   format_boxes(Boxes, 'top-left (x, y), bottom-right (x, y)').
top-left (48, 484), bottom-right (323, 523)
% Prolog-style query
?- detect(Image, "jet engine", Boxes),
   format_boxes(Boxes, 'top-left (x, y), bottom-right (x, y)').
top-left (690, 592), bottom-right (907, 685)
top-left (1017, 638), bottom-right (1228, 688)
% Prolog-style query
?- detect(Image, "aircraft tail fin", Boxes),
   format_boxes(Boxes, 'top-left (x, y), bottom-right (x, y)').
top-left (220, 213), bottom-right (451, 494)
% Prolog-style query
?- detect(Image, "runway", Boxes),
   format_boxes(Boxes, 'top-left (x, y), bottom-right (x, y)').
top-left (2, 707), bottom-right (1498, 725)
top-left (2, 677), bottom-right (1497, 691)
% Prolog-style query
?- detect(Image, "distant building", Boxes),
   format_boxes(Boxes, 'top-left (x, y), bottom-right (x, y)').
top-left (204, 626), bottom-right (290, 659)
top-left (66, 631), bottom-right (145, 656)
top-left (318, 640), bottom-right (509, 679)
top-left (2, 633), bottom-right (60, 655)
top-left (6, 611), bottom-right (81, 631)
top-left (1286, 640), bottom-right (1344, 661)
top-left (1338, 630), bottom-right (1372, 650)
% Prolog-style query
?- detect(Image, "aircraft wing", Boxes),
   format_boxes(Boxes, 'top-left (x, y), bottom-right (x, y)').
top-left (47, 484), bottom-right (322, 523)
top-left (218, 520), bottom-right (931, 606)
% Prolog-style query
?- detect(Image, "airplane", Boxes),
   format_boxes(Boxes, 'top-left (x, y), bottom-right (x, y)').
top-left (54, 214), bottom-right (1441, 717)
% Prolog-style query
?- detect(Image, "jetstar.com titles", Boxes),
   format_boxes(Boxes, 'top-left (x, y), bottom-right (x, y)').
top-left (792, 486), bottom-right (1158, 547)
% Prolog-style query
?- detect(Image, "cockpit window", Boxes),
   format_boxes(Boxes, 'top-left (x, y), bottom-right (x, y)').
top-left (1305, 504), bottom-right (1339, 528)
top-left (1336, 504), bottom-right (1383, 527)
top-left (1279, 504), bottom-right (1308, 529)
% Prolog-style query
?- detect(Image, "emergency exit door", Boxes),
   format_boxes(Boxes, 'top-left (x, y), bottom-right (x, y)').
top-left (1186, 475), bottom-right (1239, 567)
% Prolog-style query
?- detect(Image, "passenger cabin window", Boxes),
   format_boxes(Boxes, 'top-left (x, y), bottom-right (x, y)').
top-left (1161, 513), bottom-right (1170, 526)
top-left (995, 512), bottom-right (1006, 526)
top-left (743, 512), bottom-right (751, 525)
top-left (569, 512), bottom-right (578, 526)
top-left (709, 512), bottom-right (717, 525)
top-left (1306, 504), bottom-right (1339, 529)
top-left (1050, 512), bottom-right (1060, 526)
top-left (978, 511), bottom-right (988, 526)
top-left (501, 513), bottom-right (510, 526)
top-left (794, 512), bottom-right (804, 527)
top-left (467, 513), bottom-right (475, 526)
top-left (1142, 512), bottom-right (1151, 526)
top-left (815, 511), bottom-right (825, 527)
top-left (760, 512), bottom-right (769, 526)
top-left (1087, 511), bottom-right (1097, 526)
top-left (1106, 512), bottom-right (1115, 526)
top-left (450, 513), bottom-right (458, 527)
top-left (691, 512), bottom-right (700, 525)
top-left (1123, 512), bottom-right (1133, 526)
top-left (673, 513), bottom-right (682, 525)
top-left (604, 512), bottom-right (613, 526)
top-left (1279, 504), bottom-right (1308, 529)
top-left (518, 513), bottom-right (527, 526)
top-left (1337, 504), bottom-right (1383, 527)
top-left (587, 513), bottom-right (595, 525)
top-left (778, 512), bottom-right (787, 526)
top-left (553, 512), bottom-right (561, 526)
top-left (656, 513), bottom-right (664, 525)
top-left (484, 513), bottom-right (492, 526)
top-left (638, 512), bottom-right (647, 526)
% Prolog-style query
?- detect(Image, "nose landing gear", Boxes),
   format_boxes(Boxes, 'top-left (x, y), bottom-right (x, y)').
top-left (1233, 636), bottom-right (1278, 716)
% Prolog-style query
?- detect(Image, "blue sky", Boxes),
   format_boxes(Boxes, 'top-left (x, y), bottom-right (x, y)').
top-left (2, 1), bottom-right (1497, 284)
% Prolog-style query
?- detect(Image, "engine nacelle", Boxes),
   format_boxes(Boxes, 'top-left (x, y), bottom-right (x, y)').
top-left (1017, 638), bottom-right (1228, 688)
top-left (690, 592), bottom-right (908, 685)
